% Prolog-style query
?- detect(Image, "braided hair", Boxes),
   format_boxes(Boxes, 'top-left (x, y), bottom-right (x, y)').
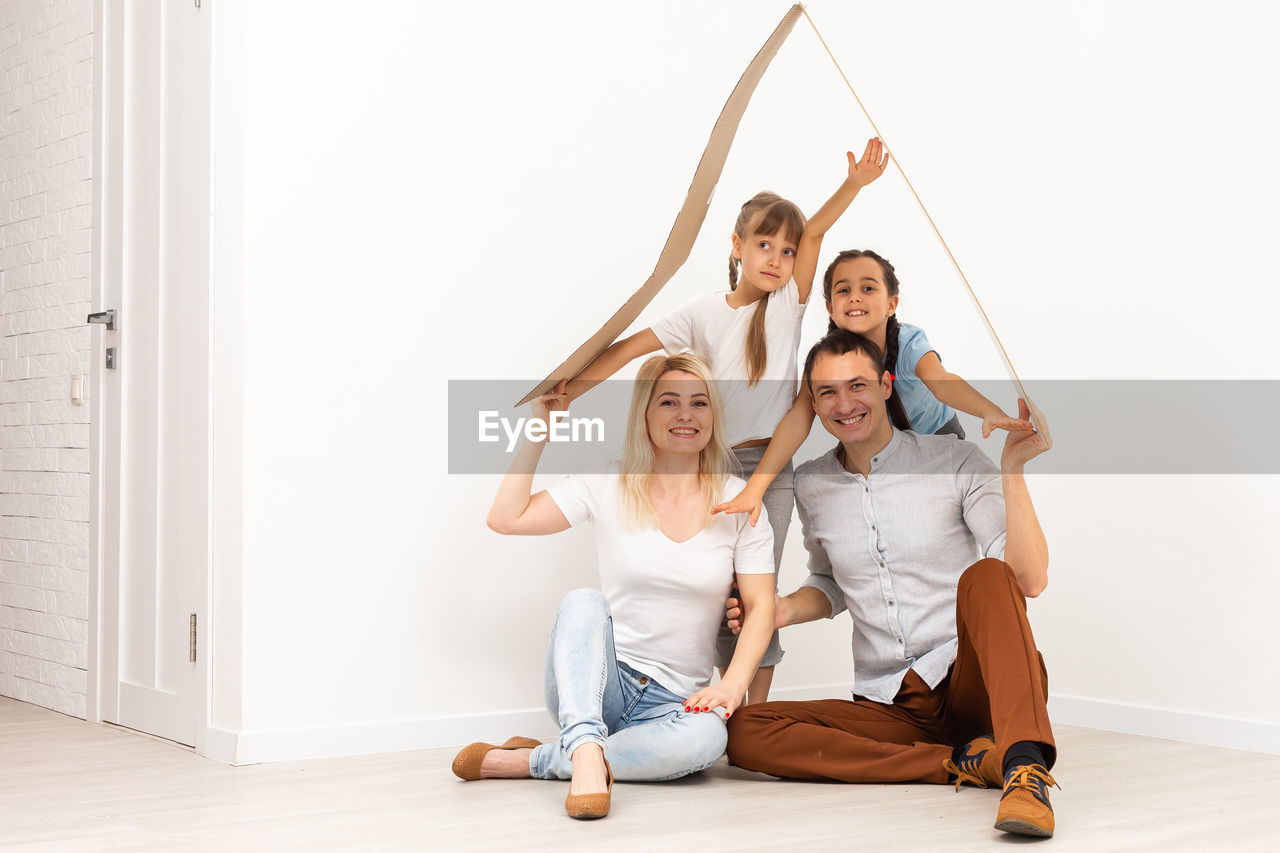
top-left (820, 249), bottom-right (910, 429)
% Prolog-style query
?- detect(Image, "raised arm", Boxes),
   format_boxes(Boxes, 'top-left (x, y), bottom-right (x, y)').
top-left (999, 398), bottom-right (1051, 596)
top-left (793, 137), bottom-right (887, 303)
top-left (562, 328), bottom-right (662, 403)
top-left (712, 387), bottom-right (816, 524)
top-left (486, 383), bottom-right (574, 536)
top-left (914, 351), bottom-right (1034, 438)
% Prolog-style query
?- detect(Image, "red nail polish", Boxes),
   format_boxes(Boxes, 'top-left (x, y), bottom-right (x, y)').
top-left (684, 706), bottom-right (690, 712)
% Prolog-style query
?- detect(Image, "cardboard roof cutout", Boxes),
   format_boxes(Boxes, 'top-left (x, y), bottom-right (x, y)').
top-left (518, 4), bottom-right (1041, 434)
top-left (517, 5), bottom-right (804, 407)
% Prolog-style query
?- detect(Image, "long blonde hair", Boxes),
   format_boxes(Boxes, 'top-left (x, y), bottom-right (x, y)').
top-left (729, 192), bottom-right (807, 385)
top-left (619, 352), bottom-right (735, 527)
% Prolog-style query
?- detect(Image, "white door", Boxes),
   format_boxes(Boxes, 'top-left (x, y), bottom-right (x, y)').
top-left (91, 0), bottom-right (211, 747)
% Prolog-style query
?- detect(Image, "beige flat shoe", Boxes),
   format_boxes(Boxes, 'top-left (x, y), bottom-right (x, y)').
top-left (450, 736), bottom-right (542, 781)
top-left (564, 757), bottom-right (613, 820)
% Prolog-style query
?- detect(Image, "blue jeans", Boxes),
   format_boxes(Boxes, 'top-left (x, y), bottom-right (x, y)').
top-left (529, 588), bottom-right (728, 782)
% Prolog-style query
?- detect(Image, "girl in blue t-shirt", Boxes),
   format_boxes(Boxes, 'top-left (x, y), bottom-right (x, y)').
top-left (714, 248), bottom-right (1033, 523)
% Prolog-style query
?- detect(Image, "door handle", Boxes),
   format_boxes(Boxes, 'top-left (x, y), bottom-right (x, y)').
top-left (87, 309), bottom-right (117, 330)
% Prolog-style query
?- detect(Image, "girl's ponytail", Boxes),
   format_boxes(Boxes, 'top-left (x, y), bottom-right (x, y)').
top-left (729, 248), bottom-right (769, 386)
top-left (745, 301), bottom-right (769, 386)
top-left (886, 382), bottom-right (913, 431)
top-left (883, 313), bottom-right (911, 431)
top-left (883, 313), bottom-right (902, 377)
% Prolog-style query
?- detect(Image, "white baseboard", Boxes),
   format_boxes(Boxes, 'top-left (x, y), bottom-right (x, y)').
top-left (200, 709), bottom-right (552, 765)
top-left (1048, 694), bottom-right (1280, 755)
top-left (769, 683), bottom-right (852, 702)
top-left (196, 685), bottom-right (1278, 765)
top-left (197, 683), bottom-right (852, 766)
top-left (203, 725), bottom-right (239, 764)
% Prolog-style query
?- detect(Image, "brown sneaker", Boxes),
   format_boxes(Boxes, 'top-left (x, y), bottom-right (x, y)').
top-left (942, 734), bottom-right (1002, 790)
top-left (995, 764), bottom-right (1059, 837)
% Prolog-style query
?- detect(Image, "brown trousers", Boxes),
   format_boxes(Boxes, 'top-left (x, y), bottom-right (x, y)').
top-left (726, 559), bottom-right (1055, 784)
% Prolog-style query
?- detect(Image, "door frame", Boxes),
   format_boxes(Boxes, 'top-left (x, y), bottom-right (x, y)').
top-left (87, 0), bottom-right (213, 755)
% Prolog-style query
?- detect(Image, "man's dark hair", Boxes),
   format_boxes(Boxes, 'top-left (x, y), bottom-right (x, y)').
top-left (803, 329), bottom-right (912, 431)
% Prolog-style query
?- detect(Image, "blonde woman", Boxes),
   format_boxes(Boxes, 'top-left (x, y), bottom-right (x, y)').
top-left (454, 353), bottom-right (776, 820)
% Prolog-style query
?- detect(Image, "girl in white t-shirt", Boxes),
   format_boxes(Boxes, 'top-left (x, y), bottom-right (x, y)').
top-left (454, 353), bottom-right (776, 820)
top-left (562, 138), bottom-right (889, 703)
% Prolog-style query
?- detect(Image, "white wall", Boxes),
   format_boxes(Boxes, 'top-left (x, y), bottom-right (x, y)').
top-left (211, 0), bottom-right (1280, 760)
top-left (0, 0), bottom-right (94, 720)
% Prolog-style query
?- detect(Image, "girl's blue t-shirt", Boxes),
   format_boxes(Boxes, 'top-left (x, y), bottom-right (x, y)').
top-left (893, 322), bottom-right (955, 435)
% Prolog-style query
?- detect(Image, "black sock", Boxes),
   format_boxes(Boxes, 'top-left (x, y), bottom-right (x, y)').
top-left (1002, 740), bottom-right (1048, 778)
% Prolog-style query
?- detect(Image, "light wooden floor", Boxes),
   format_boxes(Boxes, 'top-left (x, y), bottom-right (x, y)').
top-left (2, 697), bottom-right (1277, 851)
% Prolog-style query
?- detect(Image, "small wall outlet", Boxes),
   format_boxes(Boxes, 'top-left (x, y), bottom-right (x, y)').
top-left (71, 373), bottom-right (85, 405)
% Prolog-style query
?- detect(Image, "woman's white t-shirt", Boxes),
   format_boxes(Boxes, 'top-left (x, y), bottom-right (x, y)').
top-left (650, 278), bottom-right (808, 447)
top-left (545, 473), bottom-right (775, 697)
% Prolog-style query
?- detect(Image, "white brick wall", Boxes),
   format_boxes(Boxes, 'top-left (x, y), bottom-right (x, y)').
top-left (0, 0), bottom-right (94, 719)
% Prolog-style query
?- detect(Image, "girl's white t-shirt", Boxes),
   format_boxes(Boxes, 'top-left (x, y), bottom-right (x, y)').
top-left (545, 473), bottom-right (775, 697)
top-left (650, 278), bottom-right (808, 447)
